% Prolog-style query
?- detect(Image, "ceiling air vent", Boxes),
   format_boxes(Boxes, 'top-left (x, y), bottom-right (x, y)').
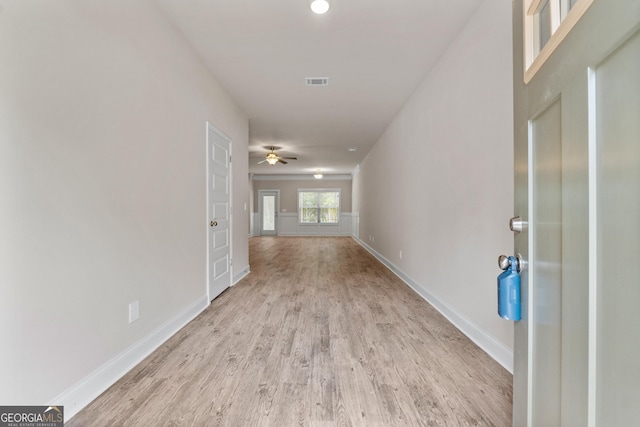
top-left (305, 77), bottom-right (329, 86)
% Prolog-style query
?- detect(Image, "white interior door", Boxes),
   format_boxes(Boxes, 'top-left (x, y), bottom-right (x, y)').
top-left (259, 190), bottom-right (278, 236)
top-left (512, 0), bottom-right (640, 425)
top-left (207, 122), bottom-right (232, 301)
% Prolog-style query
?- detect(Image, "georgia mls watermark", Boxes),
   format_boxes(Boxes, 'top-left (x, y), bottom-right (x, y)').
top-left (0, 406), bottom-right (63, 427)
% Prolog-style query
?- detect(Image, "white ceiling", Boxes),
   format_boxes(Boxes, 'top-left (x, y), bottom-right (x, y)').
top-left (155, 0), bottom-right (484, 176)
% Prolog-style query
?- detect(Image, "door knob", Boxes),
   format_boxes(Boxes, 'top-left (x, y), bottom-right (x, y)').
top-left (498, 253), bottom-right (523, 273)
top-left (498, 255), bottom-right (511, 270)
top-left (210, 220), bottom-right (218, 227)
top-left (509, 216), bottom-right (526, 233)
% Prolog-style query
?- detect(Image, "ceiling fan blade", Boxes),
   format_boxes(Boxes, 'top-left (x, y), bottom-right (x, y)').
top-left (257, 159), bottom-right (267, 164)
top-left (278, 159), bottom-right (288, 164)
top-left (280, 156), bottom-right (297, 160)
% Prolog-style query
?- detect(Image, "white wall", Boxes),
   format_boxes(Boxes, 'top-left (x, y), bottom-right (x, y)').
top-left (0, 0), bottom-right (249, 414)
top-left (353, 0), bottom-right (514, 369)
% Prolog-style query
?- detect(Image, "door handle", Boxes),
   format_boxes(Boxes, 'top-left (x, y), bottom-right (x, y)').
top-left (210, 220), bottom-right (218, 227)
top-left (498, 253), bottom-right (523, 273)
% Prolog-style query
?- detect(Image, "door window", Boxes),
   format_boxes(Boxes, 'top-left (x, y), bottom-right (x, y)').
top-left (262, 195), bottom-right (276, 231)
top-left (524, 0), bottom-right (594, 82)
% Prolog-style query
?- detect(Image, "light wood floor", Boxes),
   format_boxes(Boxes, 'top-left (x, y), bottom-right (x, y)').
top-left (68, 237), bottom-right (512, 426)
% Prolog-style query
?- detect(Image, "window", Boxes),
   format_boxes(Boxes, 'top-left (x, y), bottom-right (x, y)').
top-left (523, 0), bottom-right (594, 83)
top-left (298, 189), bottom-right (340, 224)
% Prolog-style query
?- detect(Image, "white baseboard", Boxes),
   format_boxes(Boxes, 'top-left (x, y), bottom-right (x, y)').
top-left (233, 265), bottom-right (250, 285)
top-left (353, 237), bottom-right (513, 373)
top-left (54, 294), bottom-right (210, 421)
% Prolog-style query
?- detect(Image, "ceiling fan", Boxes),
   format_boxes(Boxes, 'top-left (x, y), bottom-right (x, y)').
top-left (257, 147), bottom-right (298, 165)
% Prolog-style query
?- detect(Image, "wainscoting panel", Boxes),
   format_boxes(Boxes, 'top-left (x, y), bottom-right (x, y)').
top-left (252, 212), bottom-right (354, 236)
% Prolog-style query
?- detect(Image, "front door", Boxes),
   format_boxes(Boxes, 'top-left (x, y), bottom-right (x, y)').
top-left (512, 0), bottom-right (640, 425)
top-left (207, 122), bottom-right (232, 301)
top-left (259, 190), bottom-right (278, 236)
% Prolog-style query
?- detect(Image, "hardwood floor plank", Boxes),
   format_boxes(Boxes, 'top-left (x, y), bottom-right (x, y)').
top-left (67, 237), bottom-right (511, 426)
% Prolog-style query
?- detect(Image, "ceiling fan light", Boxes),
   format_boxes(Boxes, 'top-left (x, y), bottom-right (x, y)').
top-left (310, 0), bottom-right (330, 14)
top-left (266, 153), bottom-right (279, 165)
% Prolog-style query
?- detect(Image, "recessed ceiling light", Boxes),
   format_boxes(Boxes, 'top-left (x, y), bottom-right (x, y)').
top-left (310, 0), bottom-right (330, 14)
top-left (348, 147), bottom-right (357, 152)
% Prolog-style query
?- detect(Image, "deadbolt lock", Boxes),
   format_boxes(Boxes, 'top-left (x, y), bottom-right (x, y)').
top-left (509, 216), bottom-right (527, 233)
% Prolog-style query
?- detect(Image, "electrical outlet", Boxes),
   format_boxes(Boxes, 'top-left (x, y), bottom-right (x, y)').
top-left (399, 250), bottom-right (403, 259)
top-left (129, 301), bottom-right (139, 323)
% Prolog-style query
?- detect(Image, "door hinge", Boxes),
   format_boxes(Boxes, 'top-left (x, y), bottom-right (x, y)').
top-left (229, 155), bottom-right (232, 163)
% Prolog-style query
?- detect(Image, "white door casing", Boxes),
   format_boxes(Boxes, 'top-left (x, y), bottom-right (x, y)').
top-left (207, 122), bottom-right (232, 301)
top-left (513, 0), bottom-right (640, 425)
